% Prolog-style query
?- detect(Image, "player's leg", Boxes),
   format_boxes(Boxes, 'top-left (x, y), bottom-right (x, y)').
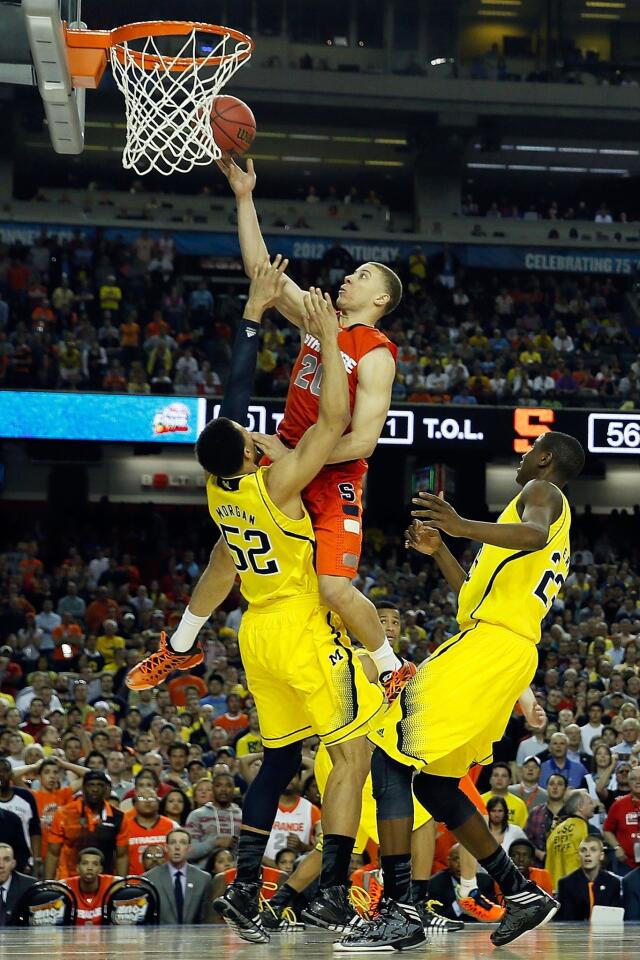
top-left (453, 775), bottom-right (504, 922)
top-left (408, 818), bottom-right (462, 932)
top-left (215, 611), bottom-right (317, 942)
top-left (262, 847), bottom-right (322, 930)
top-left (301, 737), bottom-right (373, 930)
top-left (306, 471), bottom-right (415, 701)
top-left (214, 741), bottom-right (303, 942)
top-left (412, 773), bottom-right (558, 946)
top-left (335, 747), bottom-right (425, 952)
top-left (299, 612), bottom-right (384, 932)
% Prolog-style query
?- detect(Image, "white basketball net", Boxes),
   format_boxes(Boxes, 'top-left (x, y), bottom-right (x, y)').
top-left (110, 27), bottom-right (252, 176)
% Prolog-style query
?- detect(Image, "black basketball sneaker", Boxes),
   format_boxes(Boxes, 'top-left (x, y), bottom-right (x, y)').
top-left (334, 900), bottom-right (426, 953)
top-left (416, 899), bottom-right (464, 932)
top-left (301, 884), bottom-right (357, 932)
top-left (490, 883), bottom-right (559, 946)
top-left (214, 881), bottom-right (269, 943)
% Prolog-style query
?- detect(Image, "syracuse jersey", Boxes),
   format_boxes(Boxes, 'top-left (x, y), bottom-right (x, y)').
top-left (278, 323), bottom-right (398, 472)
top-left (206, 468), bottom-right (317, 607)
top-left (457, 486), bottom-right (571, 642)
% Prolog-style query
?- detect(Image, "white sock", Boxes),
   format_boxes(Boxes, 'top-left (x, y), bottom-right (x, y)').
top-left (458, 876), bottom-right (477, 898)
top-left (168, 607), bottom-right (209, 652)
top-left (369, 638), bottom-right (402, 678)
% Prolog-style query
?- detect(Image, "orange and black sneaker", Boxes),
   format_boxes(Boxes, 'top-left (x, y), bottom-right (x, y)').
top-left (125, 631), bottom-right (203, 691)
top-left (457, 888), bottom-right (505, 923)
top-left (381, 660), bottom-right (417, 704)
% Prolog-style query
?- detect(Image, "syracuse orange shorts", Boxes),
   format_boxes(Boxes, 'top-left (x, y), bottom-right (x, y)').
top-left (302, 463), bottom-right (367, 578)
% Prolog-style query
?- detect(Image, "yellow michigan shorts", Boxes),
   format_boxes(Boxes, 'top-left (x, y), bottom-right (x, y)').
top-left (239, 594), bottom-right (384, 749)
top-left (369, 621), bottom-right (538, 778)
top-left (312, 742), bottom-right (432, 853)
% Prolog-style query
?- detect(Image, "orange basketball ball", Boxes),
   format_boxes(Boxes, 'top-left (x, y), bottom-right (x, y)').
top-left (211, 95), bottom-right (256, 154)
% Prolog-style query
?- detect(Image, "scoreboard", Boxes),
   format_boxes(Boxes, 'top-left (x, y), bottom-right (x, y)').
top-left (0, 391), bottom-right (639, 457)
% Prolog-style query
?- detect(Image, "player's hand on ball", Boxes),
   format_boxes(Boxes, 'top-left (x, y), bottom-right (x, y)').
top-left (302, 287), bottom-right (339, 343)
top-left (215, 154), bottom-right (256, 197)
top-left (404, 519), bottom-right (442, 556)
top-left (252, 432), bottom-right (289, 462)
top-left (247, 255), bottom-right (289, 312)
top-left (411, 491), bottom-right (468, 538)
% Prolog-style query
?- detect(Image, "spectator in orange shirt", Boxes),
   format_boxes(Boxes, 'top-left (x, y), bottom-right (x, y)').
top-left (45, 770), bottom-right (128, 880)
top-left (51, 612), bottom-right (83, 665)
top-left (167, 673), bottom-right (207, 708)
top-left (31, 299), bottom-right (57, 330)
top-left (119, 309), bottom-right (141, 368)
top-left (213, 694), bottom-right (249, 736)
top-left (23, 758), bottom-right (86, 857)
top-left (85, 586), bottom-right (121, 636)
top-left (123, 788), bottom-right (177, 875)
top-left (103, 361), bottom-right (127, 392)
top-left (493, 839), bottom-right (553, 903)
top-left (65, 847), bottom-right (117, 925)
top-left (144, 310), bottom-right (170, 341)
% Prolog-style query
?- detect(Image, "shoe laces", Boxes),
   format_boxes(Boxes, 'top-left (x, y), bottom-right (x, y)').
top-left (259, 890), bottom-right (298, 927)
top-left (349, 885), bottom-right (372, 919)
top-left (425, 899), bottom-right (445, 916)
top-left (382, 661), bottom-right (417, 703)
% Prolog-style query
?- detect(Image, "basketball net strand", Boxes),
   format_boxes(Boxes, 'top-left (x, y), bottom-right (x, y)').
top-left (110, 29), bottom-right (252, 176)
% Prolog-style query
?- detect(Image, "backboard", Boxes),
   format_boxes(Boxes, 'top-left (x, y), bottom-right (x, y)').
top-left (1, 0), bottom-right (85, 154)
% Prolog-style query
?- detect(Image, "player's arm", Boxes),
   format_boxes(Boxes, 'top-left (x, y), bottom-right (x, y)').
top-left (185, 539), bottom-right (239, 618)
top-left (404, 520), bottom-right (467, 595)
top-left (44, 842), bottom-right (61, 880)
top-left (219, 255), bottom-right (289, 424)
top-left (411, 480), bottom-right (563, 551)
top-left (216, 156), bottom-right (306, 326)
top-left (517, 686), bottom-right (547, 729)
top-left (324, 347), bottom-right (396, 463)
top-left (265, 290), bottom-right (350, 507)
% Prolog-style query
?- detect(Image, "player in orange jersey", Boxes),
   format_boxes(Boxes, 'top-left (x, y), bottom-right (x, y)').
top-left (64, 847), bottom-right (117, 925)
top-left (217, 156), bottom-right (415, 704)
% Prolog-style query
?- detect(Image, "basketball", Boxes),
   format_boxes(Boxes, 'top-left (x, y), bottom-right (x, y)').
top-left (211, 95), bottom-right (256, 155)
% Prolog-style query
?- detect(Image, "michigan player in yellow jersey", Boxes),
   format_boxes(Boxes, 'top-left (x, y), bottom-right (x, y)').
top-left (129, 268), bottom-right (383, 944)
top-left (338, 431), bottom-right (585, 953)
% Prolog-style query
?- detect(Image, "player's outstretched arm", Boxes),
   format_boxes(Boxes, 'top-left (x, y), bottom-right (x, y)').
top-left (324, 346), bottom-right (396, 463)
top-left (216, 156), bottom-right (306, 326)
top-left (411, 479), bottom-right (563, 551)
top-left (404, 519), bottom-right (467, 595)
top-left (265, 289), bottom-right (350, 508)
top-left (219, 255), bottom-right (289, 424)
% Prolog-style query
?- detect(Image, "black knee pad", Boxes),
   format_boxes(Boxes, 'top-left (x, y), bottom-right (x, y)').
top-left (371, 747), bottom-right (414, 821)
top-left (412, 772), bottom-right (476, 831)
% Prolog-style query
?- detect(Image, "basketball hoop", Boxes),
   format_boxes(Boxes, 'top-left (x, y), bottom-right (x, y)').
top-left (65, 21), bottom-right (254, 176)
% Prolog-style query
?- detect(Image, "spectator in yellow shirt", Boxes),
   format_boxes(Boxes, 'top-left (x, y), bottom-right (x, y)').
top-left (546, 790), bottom-right (597, 891)
top-left (99, 276), bottom-right (123, 313)
top-left (235, 710), bottom-right (262, 757)
top-left (96, 619), bottom-right (126, 670)
top-left (481, 762), bottom-right (529, 828)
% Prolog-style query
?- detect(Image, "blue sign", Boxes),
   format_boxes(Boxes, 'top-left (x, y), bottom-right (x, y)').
top-left (461, 245), bottom-right (640, 275)
top-left (0, 391), bottom-right (206, 444)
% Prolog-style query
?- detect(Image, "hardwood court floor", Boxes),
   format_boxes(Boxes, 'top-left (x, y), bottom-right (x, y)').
top-left (0, 923), bottom-right (637, 960)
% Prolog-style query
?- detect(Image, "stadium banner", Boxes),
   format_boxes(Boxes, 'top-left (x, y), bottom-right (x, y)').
top-left (459, 245), bottom-right (640, 275)
top-left (1, 391), bottom-right (639, 457)
top-left (2, 221), bottom-right (640, 274)
top-left (0, 391), bottom-right (206, 443)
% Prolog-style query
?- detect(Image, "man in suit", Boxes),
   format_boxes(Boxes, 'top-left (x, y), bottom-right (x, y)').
top-left (144, 828), bottom-right (214, 924)
top-left (427, 845), bottom-right (494, 922)
top-left (622, 867), bottom-right (640, 921)
top-left (556, 837), bottom-right (622, 921)
top-left (0, 842), bottom-right (36, 926)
